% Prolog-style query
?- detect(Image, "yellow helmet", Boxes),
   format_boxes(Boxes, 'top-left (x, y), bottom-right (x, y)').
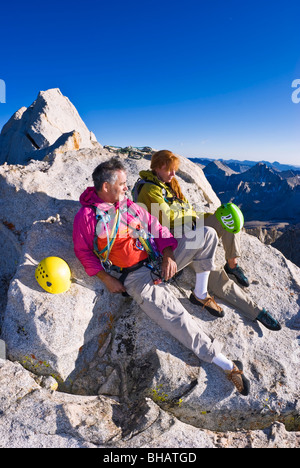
top-left (35, 257), bottom-right (71, 294)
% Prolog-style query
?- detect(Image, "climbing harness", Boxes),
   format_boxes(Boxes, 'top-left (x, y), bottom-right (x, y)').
top-left (91, 203), bottom-right (192, 299)
top-left (91, 204), bottom-right (164, 289)
top-left (93, 205), bottom-right (121, 272)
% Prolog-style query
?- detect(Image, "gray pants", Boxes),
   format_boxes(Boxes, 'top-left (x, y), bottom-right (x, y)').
top-left (124, 226), bottom-right (223, 364)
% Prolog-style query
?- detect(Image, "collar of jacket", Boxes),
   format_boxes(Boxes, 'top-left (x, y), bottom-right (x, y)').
top-left (139, 170), bottom-right (170, 190)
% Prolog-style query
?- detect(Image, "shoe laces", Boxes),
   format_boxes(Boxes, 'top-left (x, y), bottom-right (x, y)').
top-left (226, 366), bottom-right (244, 393)
top-left (202, 295), bottom-right (223, 312)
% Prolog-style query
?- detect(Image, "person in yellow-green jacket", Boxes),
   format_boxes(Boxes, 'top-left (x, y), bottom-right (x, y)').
top-left (133, 150), bottom-right (281, 331)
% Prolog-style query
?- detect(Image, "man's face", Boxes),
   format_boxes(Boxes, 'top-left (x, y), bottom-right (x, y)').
top-left (106, 170), bottom-right (128, 203)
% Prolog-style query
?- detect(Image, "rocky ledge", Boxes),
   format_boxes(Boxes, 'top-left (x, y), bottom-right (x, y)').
top-left (0, 89), bottom-right (299, 448)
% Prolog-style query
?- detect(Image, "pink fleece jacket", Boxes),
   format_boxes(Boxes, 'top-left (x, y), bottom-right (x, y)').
top-left (73, 187), bottom-right (178, 276)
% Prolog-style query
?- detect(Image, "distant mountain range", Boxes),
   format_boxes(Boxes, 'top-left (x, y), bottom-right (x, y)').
top-left (190, 157), bottom-right (300, 267)
top-left (189, 158), bottom-right (300, 224)
top-left (189, 157), bottom-right (300, 174)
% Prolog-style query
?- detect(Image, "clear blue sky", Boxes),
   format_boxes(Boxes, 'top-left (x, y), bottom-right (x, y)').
top-left (0, 0), bottom-right (299, 165)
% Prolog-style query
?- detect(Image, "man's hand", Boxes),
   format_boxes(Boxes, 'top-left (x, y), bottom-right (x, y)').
top-left (96, 270), bottom-right (126, 294)
top-left (161, 246), bottom-right (178, 282)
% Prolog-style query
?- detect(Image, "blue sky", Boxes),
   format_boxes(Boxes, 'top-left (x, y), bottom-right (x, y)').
top-left (0, 0), bottom-right (299, 165)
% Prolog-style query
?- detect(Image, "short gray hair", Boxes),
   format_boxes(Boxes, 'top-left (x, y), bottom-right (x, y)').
top-left (92, 157), bottom-right (126, 192)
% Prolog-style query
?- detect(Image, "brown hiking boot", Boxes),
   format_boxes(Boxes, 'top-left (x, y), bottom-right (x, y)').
top-left (189, 292), bottom-right (224, 318)
top-left (225, 361), bottom-right (250, 397)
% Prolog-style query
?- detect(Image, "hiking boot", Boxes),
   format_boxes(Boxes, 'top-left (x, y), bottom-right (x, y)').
top-left (225, 360), bottom-right (250, 397)
top-left (256, 308), bottom-right (281, 331)
top-left (189, 292), bottom-right (224, 318)
top-left (224, 262), bottom-right (250, 287)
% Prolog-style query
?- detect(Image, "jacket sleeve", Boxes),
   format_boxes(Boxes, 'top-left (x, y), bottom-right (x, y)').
top-left (73, 207), bottom-right (104, 276)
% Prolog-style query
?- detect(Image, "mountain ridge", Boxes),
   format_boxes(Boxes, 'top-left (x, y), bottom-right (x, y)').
top-left (189, 157), bottom-right (300, 173)
top-left (199, 158), bottom-right (300, 267)
top-left (201, 160), bottom-right (300, 223)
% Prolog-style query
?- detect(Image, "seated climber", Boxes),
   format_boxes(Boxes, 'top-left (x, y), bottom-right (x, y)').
top-left (135, 150), bottom-right (249, 286)
top-left (132, 149), bottom-right (281, 331)
top-left (73, 157), bottom-right (251, 397)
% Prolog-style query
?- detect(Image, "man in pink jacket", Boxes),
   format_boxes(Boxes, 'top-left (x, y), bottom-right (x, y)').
top-left (73, 157), bottom-right (250, 397)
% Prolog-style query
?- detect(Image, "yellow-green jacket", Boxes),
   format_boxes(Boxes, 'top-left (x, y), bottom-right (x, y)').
top-left (135, 170), bottom-right (197, 236)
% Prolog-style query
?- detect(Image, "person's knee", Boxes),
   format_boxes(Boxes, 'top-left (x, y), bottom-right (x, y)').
top-left (204, 225), bottom-right (218, 246)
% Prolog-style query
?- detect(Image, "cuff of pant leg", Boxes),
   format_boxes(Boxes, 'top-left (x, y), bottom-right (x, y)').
top-left (202, 338), bottom-right (223, 364)
top-left (192, 260), bottom-right (216, 274)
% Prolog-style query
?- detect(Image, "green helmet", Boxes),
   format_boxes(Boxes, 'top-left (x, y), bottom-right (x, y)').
top-left (215, 203), bottom-right (244, 234)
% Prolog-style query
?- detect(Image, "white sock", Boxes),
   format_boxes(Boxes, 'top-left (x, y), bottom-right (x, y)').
top-left (194, 271), bottom-right (210, 300)
top-left (212, 354), bottom-right (234, 372)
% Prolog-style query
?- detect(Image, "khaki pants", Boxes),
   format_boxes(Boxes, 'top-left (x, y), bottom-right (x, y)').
top-left (204, 213), bottom-right (241, 260)
top-left (124, 226), bottom-right (223, 363)
top-left (204, 213), bottom-right (260, 321)
top-left (208, 269), bottom-right (260, 321)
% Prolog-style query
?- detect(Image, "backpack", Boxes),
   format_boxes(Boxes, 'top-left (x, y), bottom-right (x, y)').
top-left (131, 178), bottom-right (167, 203)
